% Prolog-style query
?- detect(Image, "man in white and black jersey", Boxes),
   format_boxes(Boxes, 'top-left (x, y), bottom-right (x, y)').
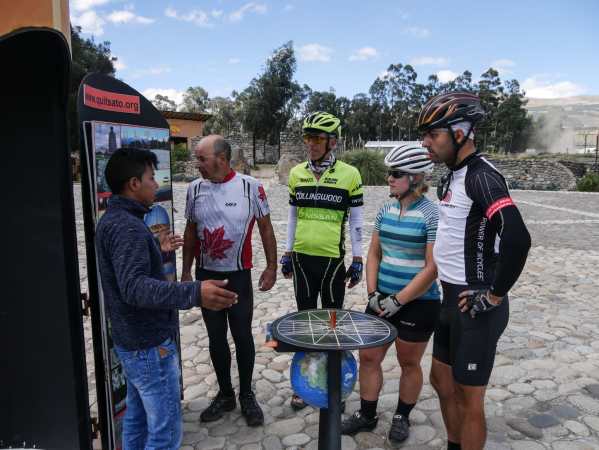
top-left (181, 135), bottom-right (278, 427)
top-left (419, 92), bottom-right (531, 450)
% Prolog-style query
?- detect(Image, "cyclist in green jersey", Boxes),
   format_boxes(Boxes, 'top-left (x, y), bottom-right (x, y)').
top-left (281, 111), bottom-right (365, 410)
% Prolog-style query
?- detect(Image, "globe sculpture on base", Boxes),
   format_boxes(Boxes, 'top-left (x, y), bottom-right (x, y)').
top-left (290, 351), bottom-right (357, 409)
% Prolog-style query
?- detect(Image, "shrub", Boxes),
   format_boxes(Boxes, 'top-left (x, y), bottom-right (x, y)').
top-left (339, 149), bottom-right (387, 186)
top-left (577, 172), bottom-right (599, 192)
top-left (172, 143), bottom-right (190, 163)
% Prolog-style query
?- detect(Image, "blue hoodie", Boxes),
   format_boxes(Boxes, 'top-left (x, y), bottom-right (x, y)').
top-left (96, 195), bottom-right (200, 350)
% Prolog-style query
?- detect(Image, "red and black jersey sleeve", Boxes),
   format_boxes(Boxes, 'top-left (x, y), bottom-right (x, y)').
top-left (466, 168), bottom-right (513, 221)
top-left (466, 162), bottom-right (531, 297)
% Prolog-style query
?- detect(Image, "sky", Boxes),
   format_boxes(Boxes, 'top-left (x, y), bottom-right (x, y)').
top-left (70, 0), bottom-right (599, 106)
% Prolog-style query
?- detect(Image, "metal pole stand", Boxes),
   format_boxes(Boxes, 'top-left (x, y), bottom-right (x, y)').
top-left (318, 351), bottom-right (342, 450)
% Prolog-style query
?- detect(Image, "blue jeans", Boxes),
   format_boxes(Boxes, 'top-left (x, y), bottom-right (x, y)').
top-left (114, 337), bottom-right (182, 450)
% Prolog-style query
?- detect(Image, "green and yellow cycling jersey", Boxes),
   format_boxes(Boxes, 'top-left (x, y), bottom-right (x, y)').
top-left (288, 160), bottom-right (364, 258)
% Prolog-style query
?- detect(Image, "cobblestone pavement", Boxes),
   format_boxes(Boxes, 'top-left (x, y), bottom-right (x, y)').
top-left (75, 182), bottom-right (599, 450)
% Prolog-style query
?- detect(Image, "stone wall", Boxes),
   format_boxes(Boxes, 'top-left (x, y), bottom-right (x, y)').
top-left (172, 135), bottom-right (252, 182)
top-left (173, 131), bottom-right (325, 184)
top-left (273, 135), bottom-right (579, 190)
top-left (558, 160), bottom-right (596, 178)
top-left (276, 131), bottom-right (305, 185)
top-left (221, 133), bottom-right (286, 166)
top-left (430, 157), bottom-right (577, 191)
top-left (174, 135), bottom-right (580, 190)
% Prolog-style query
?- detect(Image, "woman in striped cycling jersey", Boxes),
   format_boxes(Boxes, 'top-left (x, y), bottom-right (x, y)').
top-left (341, 144), bottom-right (440, 445)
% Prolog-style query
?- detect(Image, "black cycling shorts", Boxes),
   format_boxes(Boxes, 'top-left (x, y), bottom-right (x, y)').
top-left (365, 299), bottom-right (440, 343)
top-left (291, 252), bottom-right (346, 310)
top-left (432, 281), bottom-right (509, 386)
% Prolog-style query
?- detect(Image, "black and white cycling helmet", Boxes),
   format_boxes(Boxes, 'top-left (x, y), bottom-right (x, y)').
top-left (384, 144), bottom-right (434, 174)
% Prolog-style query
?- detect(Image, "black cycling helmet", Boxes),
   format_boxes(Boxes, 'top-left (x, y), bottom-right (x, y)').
top-left (417, 91), bottom-right (485, 132)
top-left (418, 91), bottom-right (485, 164)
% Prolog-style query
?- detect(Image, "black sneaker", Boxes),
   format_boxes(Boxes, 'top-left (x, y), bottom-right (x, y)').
top-left (388, 413), bottom-right (410, 443)
top-left (239, 391), bottom-right (264, 427)
top-left (200, 391), bottom-right (236, 422)
top-left (341, 410), bottom-right (378, 435)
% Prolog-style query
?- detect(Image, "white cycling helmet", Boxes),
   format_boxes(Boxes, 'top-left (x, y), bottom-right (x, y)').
top-left (384, 144), bottom-right (433, 174)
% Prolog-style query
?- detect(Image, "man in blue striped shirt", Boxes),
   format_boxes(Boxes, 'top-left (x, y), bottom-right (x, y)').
top-left (342, 144), bottom-right (440, 445)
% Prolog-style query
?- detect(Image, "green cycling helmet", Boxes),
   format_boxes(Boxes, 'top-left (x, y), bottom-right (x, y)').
top-left (302, 111), bottom-right (341, 138)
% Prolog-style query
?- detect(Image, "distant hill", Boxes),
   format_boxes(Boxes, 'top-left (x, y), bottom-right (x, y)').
top-left (525, 96), bottom-right (599, 108)
top-left (524, 95), bottom-right (599, 129)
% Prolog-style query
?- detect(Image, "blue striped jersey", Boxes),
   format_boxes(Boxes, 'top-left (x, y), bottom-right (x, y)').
top-left (374, 196), bottom-right (440, 301)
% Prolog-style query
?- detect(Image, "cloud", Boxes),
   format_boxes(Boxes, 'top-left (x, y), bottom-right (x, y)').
top-left (402, 26), bottom-right (430, 38)
top-left (165, 7), bottom-right (213, 27)
top-left (410, 56), bottom-right (449, 66)
top-left (107, 6), bottom-right (154, 24)
top-left (522, 76), bottom-right (586, 98)
top-left (165, 3), bottom-right (267, 27)
top-left (284, 4), bottom-right (295, 12)
top-left (228, 2), bottom-right (267, 22)
top-left (71, 0), bottom-right (110, 13)
top-left (299, 44), bottom-right (332, 62)
top-left (437, 70), bottom-right (458, 83)
top-left (396, 8), bottom-right (409, 20)
top-left (492, 59), bottom-right (516, 76)
top-left (228, 58), bottom-right (241, 64)
top-left (349, 47), bottom-right (378, 62)
top-left (71, 10), bottom-right (106, 36)
top-left (164, 7), bottom-right (176, 17)
top-left (113, 57), bottom-right (126, 71)
top-left (142, 88), bottom-right (185, 106)
top-left (130, 67), bottom-right (172, 79)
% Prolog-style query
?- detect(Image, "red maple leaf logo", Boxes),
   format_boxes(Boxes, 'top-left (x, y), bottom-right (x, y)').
top-left (258, 185), bottom-right (267, 201)
top-left (202, 226), bottom-right (234, 259)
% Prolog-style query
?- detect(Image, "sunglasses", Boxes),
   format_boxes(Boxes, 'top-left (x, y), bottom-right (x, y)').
top-left (303, 135), bottom-right (328, 145)
top-left (387, 169), bottom-right (409, 179)
top-left (437, 172), bottom-right (453, 201)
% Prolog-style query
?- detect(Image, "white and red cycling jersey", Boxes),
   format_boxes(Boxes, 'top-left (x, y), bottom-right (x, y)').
top-left (434, 154), bottom-right (515, 287)
top-left (185, 170), bottom-right (270, 272)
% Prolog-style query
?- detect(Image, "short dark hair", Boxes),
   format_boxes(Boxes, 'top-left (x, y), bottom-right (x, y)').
top-left (213, 137), bottom-right (232, 162)
top-left (105, 147), bottom-right (158, 194)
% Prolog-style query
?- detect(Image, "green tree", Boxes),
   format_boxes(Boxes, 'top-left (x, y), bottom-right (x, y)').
top-left (181, 86), bottom-right (209, 112)
top-left (453, 70), bottom-right (475, 92)
top-left (204, 96), bottom-right (240, 136)
top-left (368, 77), bottom-right (392, 140)
top-left (344, 94), bottom-right (379, 144)
top-left (302, 89), bottom-right (352, 135)
top-left (69, 25), bottom-right (116, 150)
top-left (386, 63), bottom-right (418, 139)
top-left (151, 94), bottom-right (177, 111)
top-left (495, 80), bottom-right (531, 153)
top-left (477, 68), bottom-right (504, 152)
top-left (304, 89), bottom-right (340, 117)
top-left (238, 41), bottom-right (306, 145)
